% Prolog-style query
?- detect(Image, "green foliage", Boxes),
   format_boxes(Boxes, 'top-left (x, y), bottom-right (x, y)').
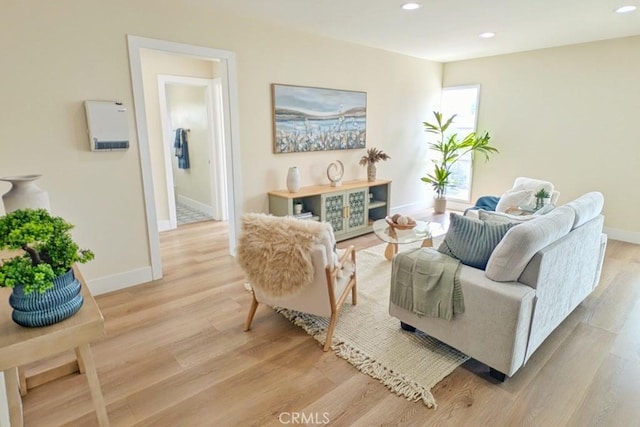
top-left (421, 111), bottom-right (499, 198)
top-left (420, 165), bottom-right (452, 199)
top-left (534, 188), bottom-right (550, 199)
top-left (0, 209), bottom-right (94, 294)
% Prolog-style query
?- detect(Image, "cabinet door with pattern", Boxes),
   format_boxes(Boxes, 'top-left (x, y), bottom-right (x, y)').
top-left (346, 188), bottom-right (368, 231)
top-left (322, 192), bottom-right (346, 234)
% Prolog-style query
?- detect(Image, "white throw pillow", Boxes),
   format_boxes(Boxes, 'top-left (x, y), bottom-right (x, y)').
top-left (495, 189), bottom-right (534, 213)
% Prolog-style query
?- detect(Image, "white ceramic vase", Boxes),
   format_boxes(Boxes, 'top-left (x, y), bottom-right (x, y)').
top-left (0, 174), bottom-right (51, 213)
top-left (286, 167), bottom-right (301, 193)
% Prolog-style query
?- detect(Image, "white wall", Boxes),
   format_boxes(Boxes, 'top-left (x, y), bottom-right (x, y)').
top-left (167, 84), bottom-right (215, 212)
top-left (444, 35), bottom-right (640, 240)
top-left (0, 1), bottom-right (442, 292)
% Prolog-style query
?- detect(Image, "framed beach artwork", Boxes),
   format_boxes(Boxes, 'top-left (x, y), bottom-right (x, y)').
top-left (272, 84), bottom-right (367, 153)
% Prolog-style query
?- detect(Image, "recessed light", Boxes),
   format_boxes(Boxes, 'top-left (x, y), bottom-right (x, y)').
top-left (479, 32), bottom-right (496, 39)
top-left (615, 5), bottom-right (637, 13)
top-left (402, 3), bottom-right (421, 10)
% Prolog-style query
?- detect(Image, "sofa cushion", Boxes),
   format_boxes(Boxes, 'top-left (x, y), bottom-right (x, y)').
top-left (485, 206), bottom-right (575, 282)
top-left (565, 192), bottom-right (604, 229)
top-left (438, 213), bottom-right (514, 270)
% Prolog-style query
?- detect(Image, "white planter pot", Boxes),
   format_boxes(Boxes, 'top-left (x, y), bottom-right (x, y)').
top-left (433, 197), bottom-right (447, 214)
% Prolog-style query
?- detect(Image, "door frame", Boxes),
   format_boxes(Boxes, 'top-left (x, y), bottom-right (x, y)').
top-left (127, 35), bottom-right (243, 279)
top-left (158, 75), bottom-right (228, 230)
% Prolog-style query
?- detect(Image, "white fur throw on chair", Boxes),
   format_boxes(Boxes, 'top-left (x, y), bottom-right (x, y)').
top-left (238, 213), bottom-right (332, 297)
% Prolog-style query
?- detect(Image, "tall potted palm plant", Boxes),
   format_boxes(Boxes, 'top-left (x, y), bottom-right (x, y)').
top-left (421, 111), bottom-right (498, 213)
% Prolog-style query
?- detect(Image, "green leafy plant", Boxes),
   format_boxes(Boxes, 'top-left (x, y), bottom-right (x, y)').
top-left (0, 209), bottom-right (94, 294)
top-left (534, 188), bottom-right (550, 199)
top-left (421, 111), bottom-right (498, 198)
top-left (359, 147), bottom-right (391, 166)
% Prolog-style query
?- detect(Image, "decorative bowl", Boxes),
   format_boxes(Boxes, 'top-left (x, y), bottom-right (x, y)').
top-left (385, 215), bottom-right (416, 230)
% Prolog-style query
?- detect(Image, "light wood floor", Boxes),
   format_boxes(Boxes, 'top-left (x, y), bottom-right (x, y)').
top-left (21, 213), bottom-right (640, 426)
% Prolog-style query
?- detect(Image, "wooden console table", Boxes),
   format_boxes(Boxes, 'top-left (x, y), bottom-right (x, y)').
top-left (269, 179), bottom-right (391, 241)
top-left (0, 265), bottom-right (109, 426)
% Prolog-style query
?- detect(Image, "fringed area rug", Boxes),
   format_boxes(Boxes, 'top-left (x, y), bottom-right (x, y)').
top-left (276, 242), bottom-right (469, 408)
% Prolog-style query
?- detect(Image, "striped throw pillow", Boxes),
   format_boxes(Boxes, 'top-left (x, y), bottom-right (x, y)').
top-left (438, 213), bottom-right (514, 270)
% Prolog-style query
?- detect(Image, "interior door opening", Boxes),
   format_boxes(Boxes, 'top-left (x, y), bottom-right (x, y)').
top-left (128, 36), bottom-right (242, 279)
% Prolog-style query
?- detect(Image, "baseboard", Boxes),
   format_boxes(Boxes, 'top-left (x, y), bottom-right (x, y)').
top-left (603, 227), bottom-right (640, 244)
top-left (446, 200), bottom-right (473, 212)
top-left (86, 266), bottom-right (153, 296)
top-left (391, 199), bottom-right (468, 216)
top-left (390, 200), bottom-right (427, 215)
top-left (157, 219), bottom-right (174, 232)
top-left (177, 195), bottom-right (214, 216)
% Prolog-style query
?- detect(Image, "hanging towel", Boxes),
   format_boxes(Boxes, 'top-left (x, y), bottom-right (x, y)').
top-left (174, 128), bottom-right (190, 169)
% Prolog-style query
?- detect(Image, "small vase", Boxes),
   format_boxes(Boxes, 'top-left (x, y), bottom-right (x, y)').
top-left (0, 174), bottom-right (51, 213)
top-left (367, 163), bottom-right (377, 182)
top-left (287, 166), bottom-right (301, 193)
top-left (9, 269), bottom-right (84, 327)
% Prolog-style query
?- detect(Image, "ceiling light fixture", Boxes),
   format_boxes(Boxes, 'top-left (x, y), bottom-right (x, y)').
top-left (479, 32), bottom-right (496, 39)
top-left (401, 3), bottom-right (421, 10)
top-left (615, 5), bottom-right (637, 13)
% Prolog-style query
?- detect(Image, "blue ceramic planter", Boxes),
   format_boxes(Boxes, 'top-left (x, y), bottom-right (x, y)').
top-left (9, 269), bottom-right (84, 327)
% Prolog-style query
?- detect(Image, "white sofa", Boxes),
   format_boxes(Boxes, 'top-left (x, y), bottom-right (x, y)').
top-left (389, 192), bottom-right (607, 380)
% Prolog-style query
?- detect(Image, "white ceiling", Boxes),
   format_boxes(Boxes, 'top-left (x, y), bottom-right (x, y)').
top-left (199, 0), bottom-right (640, 62)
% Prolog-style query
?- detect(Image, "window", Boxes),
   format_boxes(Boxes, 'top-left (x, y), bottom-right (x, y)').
top-left (440, 85), bottom-right (480, 202)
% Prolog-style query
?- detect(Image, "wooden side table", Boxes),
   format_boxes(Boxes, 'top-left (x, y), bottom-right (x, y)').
top-left (0, 265), bottom-right (109, 426)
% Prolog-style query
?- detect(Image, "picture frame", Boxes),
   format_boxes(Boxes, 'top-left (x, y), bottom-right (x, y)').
top-left (272, 84), bottom-right (367, 153)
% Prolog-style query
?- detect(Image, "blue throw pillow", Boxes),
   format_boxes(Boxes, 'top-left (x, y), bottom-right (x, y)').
top-left (438, 213), bottom-right (514, 270)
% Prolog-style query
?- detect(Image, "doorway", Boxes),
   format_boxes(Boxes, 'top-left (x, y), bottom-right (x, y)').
top-left (128, 36), bottom-right (243, 280)
top-left (158, 75), bottom-right (228, 230)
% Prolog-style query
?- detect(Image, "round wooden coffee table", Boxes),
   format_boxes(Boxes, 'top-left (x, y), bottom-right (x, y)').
top-left (372, 219), bottom-right (445, 260)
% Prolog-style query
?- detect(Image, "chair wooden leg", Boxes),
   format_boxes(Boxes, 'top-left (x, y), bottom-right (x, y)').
top-left (351, 280), bottom-right (357, 306)
top-left (351, 250), bottom-right (357, 305)
top-left (324, 312), bottom-right (339, 352)
top-left (244, 294), bottom-right (259, 331)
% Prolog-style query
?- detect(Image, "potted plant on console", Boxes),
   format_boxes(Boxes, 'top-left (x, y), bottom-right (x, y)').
top-left (359, 147), bottom-right (390, 182)
top-left (421, 111), bottom-right (499, 213)
top-left (0, 208), bottom-right (94, 327)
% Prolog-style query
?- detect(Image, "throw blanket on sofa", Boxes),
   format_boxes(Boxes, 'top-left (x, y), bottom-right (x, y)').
top-left (390, 248), bottom-right (464, 321)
